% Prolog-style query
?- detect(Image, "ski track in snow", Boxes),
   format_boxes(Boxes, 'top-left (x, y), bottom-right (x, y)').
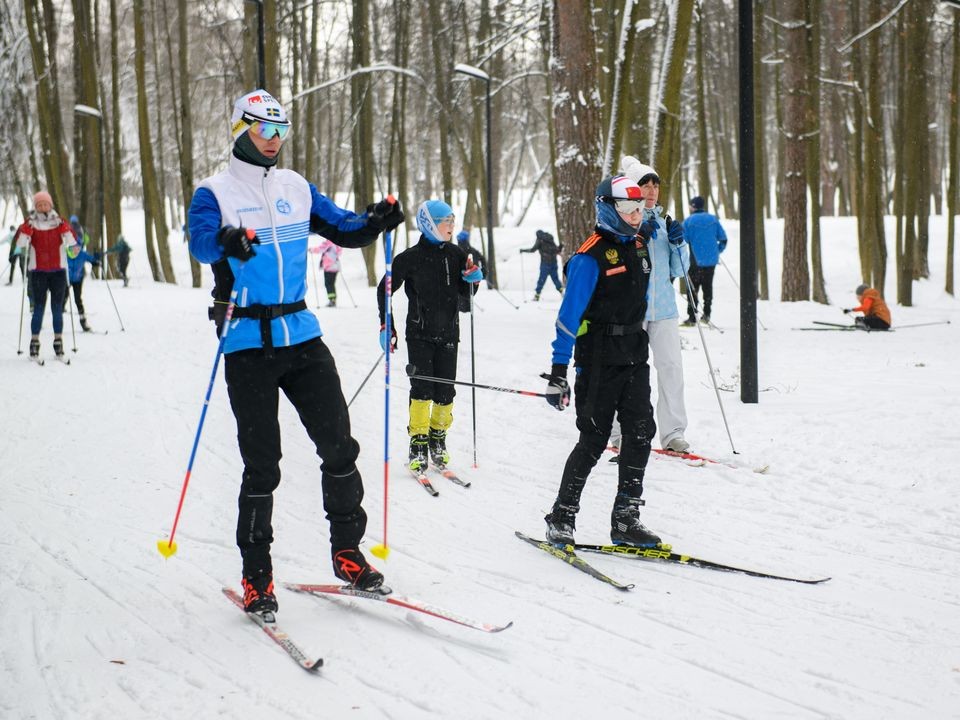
top-left (2, 210), bottom-right (959, 719)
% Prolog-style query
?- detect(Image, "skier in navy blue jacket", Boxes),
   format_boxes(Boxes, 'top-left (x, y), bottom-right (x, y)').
top-left (188, 90), bottom-right (404, 616)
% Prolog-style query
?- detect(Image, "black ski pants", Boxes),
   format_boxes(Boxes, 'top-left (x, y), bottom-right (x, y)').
top-left (29, 270), bottom-right (67, 335)
top-left (323, 271), bottom-right (337, 301)
top-left (555, 362), bottom-right (656, 513)
top-left (686, 264), bottom-right (716, 321)
top-left (407, 338), bottom-right (458, 405)
top-left (67, 278), bottom-right (86, 316)
top-left (223, 337), bottom-right (367, 576)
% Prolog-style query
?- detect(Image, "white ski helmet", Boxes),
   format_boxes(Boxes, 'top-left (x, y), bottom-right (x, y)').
top-left (230, 90), bottom-right (290, 139)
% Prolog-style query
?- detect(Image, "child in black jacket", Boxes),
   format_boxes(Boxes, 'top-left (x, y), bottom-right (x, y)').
top-left (377, 200), bottom-right (482, 470)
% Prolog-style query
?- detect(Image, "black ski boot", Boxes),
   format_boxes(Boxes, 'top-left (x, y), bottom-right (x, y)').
top-left (408, 434), bottom-right (429, 473)
top-left (544, 503), bottom-right (578, 546)
top-left (611, 496), bottom-right (661, 547)
top-left (29, 338), bottom-right (40, 358)
top-left (428, 429), bottom-right (450, 468)
top-left (80, 315), bottom-right (92, 332)
top-left (241, 570), bottom-right (278, 616)
top-left (52, 337), bottom-right (65, 357)
top-left (332, 548), bottom-right (384, 591)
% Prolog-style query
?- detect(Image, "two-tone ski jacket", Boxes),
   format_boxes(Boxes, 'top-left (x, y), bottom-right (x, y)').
top-left (551, 226), bottom-right (653, 368)
top-left (15, 212), bottom-right (76, 272)
top-left (642, 204), bottom-right (689, 322)
top-left (189, 155), bottom-right (381, 353)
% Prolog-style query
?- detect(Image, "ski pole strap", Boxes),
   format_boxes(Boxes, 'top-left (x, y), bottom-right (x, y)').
top-left (209, 299), bottom-right (308, 357)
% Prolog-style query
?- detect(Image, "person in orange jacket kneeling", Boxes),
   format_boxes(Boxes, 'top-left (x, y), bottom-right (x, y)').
top-left (844, 284), bottom-right (891, 331)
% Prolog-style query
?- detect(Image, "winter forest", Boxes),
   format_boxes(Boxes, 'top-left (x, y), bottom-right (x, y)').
top-left (1, 0), bottom-right (959, 305)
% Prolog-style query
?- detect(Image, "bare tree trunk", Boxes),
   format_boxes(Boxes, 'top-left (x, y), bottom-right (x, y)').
top-left (551, 1), bottom-right (603, 251)
top-left (23, 0), bottom-right (75, 212)
top-left (753, 0), bottom-right (768, 300)
top-left (806, 0), bottom-right (827, 304)
top-left (948, 11), bottom-right (959, 296)
top-left (780, 0), bottom-right (810, 301)
top-left (351, 0), bottom-right (377, 285)
top-left (694, 3), bottom-right (710, 203)
top-left (862, 0), bottom-right (887, 295)
top-left (133, 0), bottom-right (170, 282)
top-left (176, 0), bottom-right (200, 287)
top-left (651, 0), bottom-right (694, 209)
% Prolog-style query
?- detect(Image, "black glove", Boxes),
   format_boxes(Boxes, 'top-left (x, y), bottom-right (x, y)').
top-left (842, 308), bottom-right (852, 314)
top-left (666, 217), bottom-right (684, 246)
top-left (367, 198), bottom-right (405, 231)
top-left (540, 364), bottom-right (571, 411)
top-left (638, 219), bottom-right (658, 242)
top-left (219, 227), bottom-right (259, 261)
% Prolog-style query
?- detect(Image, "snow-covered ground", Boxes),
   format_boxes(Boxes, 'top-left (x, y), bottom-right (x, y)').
top-left (2, 205), bottom-right (958, 719)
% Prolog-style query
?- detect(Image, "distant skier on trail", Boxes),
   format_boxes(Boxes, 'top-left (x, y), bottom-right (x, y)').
top-left (316, 237), bottom-right (342, 306)
top-left (188, 89), bottom-right (404, 617)
top-left (66, 215), bottom-right (101, 332)
top-left (844, 284), bottom-right (891, 330)
top-left (104, 235), bottom-right (132, 287)
top-left (377, 200), bottom-right (482, 473)
top-left (456, 229), bottom-right (492, 289)
top-left (682, 195), bottom-right (727, 326)
top-left (15, 191), bottom-right (78, 361)
top-left (539, 175), bottom-right (661, 548)
top-left (520, 229), bottom-right (563, 301)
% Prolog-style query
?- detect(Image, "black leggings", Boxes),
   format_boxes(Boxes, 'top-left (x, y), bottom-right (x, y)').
top-left (224, 337), bottom-right (366, 575)
top-left (68, 279), bottom-right (85, 316)
top-left (406, 338), bottom-right (458, 405)
top-left (29, 270), bottom-right (67, 335)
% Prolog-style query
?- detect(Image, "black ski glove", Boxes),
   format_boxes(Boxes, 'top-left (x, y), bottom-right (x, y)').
top-left (540, 364), bottom-right (571, 411)
top-left (366, 198), bottom-right (405, 232)
top-left (219, 227), bottom-right (259, 261)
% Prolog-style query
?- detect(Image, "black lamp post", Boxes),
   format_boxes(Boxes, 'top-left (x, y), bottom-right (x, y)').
top-left (453, 62), bottom-right (496, 288)
top-left (74, 103), bottom-right (106, 277)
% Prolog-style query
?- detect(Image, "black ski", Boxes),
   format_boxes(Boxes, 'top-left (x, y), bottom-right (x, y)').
top-left (572, 543), bottom-right (831, 584)
top-left (222, 588), bottom-right (323, 672)
top-left (515, 531), bottom-right (634, 591)
top-left (30, 356), bottom-right (45, 366)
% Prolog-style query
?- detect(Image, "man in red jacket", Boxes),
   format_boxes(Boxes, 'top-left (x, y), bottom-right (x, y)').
top-left (15, 191), bottom-right (77, 360)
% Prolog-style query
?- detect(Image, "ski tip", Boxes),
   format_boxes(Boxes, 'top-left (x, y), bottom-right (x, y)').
top-left (306, 658), bottom-right (324, 671)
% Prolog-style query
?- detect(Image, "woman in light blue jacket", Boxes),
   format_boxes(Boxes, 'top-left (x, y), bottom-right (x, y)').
top-left (613, 157), bottom-right (691, 454)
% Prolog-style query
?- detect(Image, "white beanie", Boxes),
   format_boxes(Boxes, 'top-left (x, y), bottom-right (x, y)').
top-left (620, 155), bottom-right (659, 185)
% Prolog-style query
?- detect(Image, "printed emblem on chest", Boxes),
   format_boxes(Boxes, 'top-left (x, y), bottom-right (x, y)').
top-left (604, 248), bottom-right (620, 265)
top-left (275, 198), bottom-right (292, 215)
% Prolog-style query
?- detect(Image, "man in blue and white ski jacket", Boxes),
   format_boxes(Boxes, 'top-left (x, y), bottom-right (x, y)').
top-left (188, 90), bottom-right (404, 615)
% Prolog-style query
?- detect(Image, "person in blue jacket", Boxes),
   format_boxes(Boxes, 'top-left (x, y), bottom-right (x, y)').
top-left (682, 195), bottom-right (727, 325)
top-left (540, 175), bottom-right (660, 549)
top-left (66, 215), bottom-right (101, 332)
top-left (188, 89), bottom-right (404, 617)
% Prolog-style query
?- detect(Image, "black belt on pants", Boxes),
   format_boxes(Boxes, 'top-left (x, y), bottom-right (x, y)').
top-left (209, 299), bottom-right (307, 356)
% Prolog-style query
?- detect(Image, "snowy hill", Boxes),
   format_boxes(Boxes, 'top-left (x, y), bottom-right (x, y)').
top-left (2, 208), bottom-right (959, 719)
